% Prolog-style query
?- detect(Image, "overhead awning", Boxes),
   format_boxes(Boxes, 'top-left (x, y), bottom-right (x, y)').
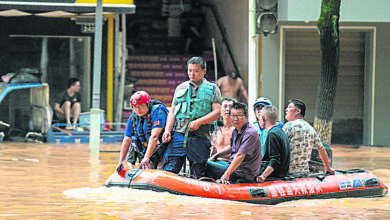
top-left (0, 9), bottom-right (32, 17)
top-left (0, 1), bottom-right (135, 15)
top-left (35, 10), bottom-right (77, 18)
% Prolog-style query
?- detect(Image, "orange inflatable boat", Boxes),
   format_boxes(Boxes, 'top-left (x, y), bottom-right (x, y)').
top-left (105, 168), bottom-right (388, 205)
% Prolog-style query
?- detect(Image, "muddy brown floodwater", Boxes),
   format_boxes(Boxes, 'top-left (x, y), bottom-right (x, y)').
top-left (0, 143), bottom-right (389, 219)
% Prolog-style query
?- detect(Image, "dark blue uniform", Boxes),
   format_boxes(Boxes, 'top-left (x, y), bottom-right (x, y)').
top-left (125, 101), bottom-right (168, 167)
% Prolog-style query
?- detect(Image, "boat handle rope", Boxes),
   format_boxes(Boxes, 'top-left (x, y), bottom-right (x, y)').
top-left (128, 143), bottom-right (161, 188)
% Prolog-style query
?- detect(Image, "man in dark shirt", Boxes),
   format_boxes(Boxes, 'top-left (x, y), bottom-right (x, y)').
top-left (256, 105), bottom-right (290, 182)
top-left (208, 102), bottom-right (262, 184)
top-left (54, 78), bottom-right (81, 130)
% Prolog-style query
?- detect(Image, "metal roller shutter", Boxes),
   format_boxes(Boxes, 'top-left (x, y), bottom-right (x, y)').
top-left (285, 30), bottom-right (365, 144)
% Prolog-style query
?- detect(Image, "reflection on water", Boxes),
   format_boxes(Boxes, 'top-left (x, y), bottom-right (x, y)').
top-left (89, 152), bottom-right (101, 185)
top-left (0, 143), bottom-right (389, 219)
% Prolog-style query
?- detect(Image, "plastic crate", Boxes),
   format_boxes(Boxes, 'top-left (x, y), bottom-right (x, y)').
top-left (46, 123), bottom-right (125, 144)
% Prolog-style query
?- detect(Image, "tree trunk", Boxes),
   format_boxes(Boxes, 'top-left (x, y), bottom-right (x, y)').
top-left (314, 0), bottom-right (341, 144)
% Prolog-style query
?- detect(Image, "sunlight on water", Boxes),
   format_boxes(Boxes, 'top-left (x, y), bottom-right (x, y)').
top-left (63, 187), bottom-right (265, 219)
top-left (64, 186), bottom-right (243, 207)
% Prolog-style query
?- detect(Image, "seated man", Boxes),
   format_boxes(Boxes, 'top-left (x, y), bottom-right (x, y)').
top-left (207, 102), bottom-right (262, 184)
top-left (54, 77), bottom-right (81, 130)
top-left (116, 91), bottom-right (169, 171)
top-left (210, 97), bottom-right (235, 162)
top-left (253, 97), bottom-right (284, 159)
top-left (283, 99), bottom-right (335, 175)
top-left (256, 106), bottom-right (290, 182)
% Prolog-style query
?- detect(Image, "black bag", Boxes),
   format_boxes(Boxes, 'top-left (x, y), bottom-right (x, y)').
top-left (9, 68), bottom-right (42, 83)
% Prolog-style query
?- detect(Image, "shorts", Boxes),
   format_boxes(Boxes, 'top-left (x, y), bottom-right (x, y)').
top-left (127, 143), bottom-right (167, 169)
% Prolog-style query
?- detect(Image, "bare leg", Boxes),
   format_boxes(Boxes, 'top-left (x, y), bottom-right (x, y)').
top-left (61, 101), bottom-right (72, 124)
top-left (71, 102), bottom-right (81, 125)
top-left (55, 109), bottom-right (66, 122)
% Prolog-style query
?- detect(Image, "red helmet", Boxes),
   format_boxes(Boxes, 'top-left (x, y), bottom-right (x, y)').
top-left (130, 91), bottom-right (151, 106)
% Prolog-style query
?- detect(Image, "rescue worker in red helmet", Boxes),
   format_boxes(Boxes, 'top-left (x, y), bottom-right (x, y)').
top-left (116, 91), bottom-right (169, 171)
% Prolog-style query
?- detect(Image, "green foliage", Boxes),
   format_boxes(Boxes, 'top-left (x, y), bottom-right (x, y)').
top-left (332, 15), bottom-right (339, 40)
top-left (317, 0), bottom-right (340, 32)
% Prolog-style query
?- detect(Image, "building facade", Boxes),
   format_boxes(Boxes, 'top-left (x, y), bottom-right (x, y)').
top-left (210, 0), bottom-right (390, 145)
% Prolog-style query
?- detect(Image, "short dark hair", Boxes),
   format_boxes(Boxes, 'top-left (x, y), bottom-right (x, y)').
top-left (187, 56), bottom-right (206, 70)
top-left (289, 99), bottom-right (306, 117)
top-left (68, 77), bottom-right (80, 88)
top-left (231, 102), bottom-right (248, 115)
top-left (222, 97), bottom-right (235, 103)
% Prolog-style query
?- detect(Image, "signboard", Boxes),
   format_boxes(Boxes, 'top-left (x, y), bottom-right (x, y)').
top-left (81, 24), bottom-right (95, 33)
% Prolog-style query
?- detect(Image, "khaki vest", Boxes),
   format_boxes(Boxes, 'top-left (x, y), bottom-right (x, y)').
top-left (174, 81), bottom-right (215, 123)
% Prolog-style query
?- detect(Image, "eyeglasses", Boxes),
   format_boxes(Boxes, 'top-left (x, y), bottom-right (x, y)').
top-left (230, 114), bottom-right (245, 119)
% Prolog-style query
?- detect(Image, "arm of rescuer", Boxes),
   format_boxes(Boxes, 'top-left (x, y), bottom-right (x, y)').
top-left (317, 144), bottom-right (335, 174)
top-left (139, 127), bottom-right (163, 169)
top-left (116, 136), bottom-right (132, 172)
top-left (162, 105), bottom-right (176, 143)
top-left (217, 152), bottom-right (246, 184)
top-left (188, 102), bottom-right (221, 131)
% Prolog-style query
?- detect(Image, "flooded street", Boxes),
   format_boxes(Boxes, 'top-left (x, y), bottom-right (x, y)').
top-left (1, 142), bottom-right (389, 219)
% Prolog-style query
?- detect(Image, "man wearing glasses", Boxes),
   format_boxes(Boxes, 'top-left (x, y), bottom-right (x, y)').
top-left (207, 102), bottom-right (262, 184)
